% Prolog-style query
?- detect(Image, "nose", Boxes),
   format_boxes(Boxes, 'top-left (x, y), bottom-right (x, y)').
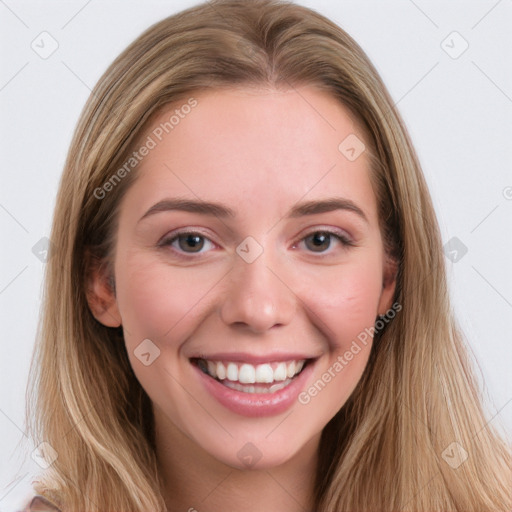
top-left (219, 248), bottom-right (297, 334)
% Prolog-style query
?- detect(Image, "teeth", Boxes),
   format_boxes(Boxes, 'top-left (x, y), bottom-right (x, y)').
top-left (207, 360), bottom-right (216, 376)
top-left (216, 361), bottom-right (226, 380)
top-left (223, 378), bottom-right (293, 394)
top-left (226, 362), bottom-right (238, 381)
top-left (198, 358), bottom-right (307, 384)
top-left (286, 361), bottom-right (296, 379)
top-left (239, 364), bottom-right (256, 384)
top-left (255, 364), bottom-right (273, 383)
top-left (273, 362), bottom-right (287, 381)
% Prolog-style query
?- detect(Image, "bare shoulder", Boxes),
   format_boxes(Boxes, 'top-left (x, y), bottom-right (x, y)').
top-left (18, 495), bottom-right (62, 512)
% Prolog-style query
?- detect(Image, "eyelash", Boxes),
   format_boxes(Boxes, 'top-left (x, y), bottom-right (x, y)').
top-left (158, 227), bottom-right (355, 259)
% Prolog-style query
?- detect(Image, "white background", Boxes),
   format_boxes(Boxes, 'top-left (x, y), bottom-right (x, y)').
top-left (1, 1), bottom-right (511, 509)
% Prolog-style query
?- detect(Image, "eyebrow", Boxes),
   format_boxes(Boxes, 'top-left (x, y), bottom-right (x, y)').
top-left (138, 197), bottom-right (368, 224)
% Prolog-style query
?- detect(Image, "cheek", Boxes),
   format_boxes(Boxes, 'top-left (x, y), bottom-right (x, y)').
top-left (297, 262), bottom-right (382, 416)
top-left (114, 254), bottom-right (223, 346)
top-left (302, 256), bottom-right (383, 351)
top-left (113, 256), bottom-right (218, 408)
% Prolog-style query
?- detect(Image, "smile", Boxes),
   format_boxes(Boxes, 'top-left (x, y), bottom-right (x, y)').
top-left (190, 353), bottom-right (317, 417)
top-left (194, 358), bottom-right (307, 394)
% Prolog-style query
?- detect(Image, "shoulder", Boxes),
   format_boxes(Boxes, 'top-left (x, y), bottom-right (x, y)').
top-left (18, 495), bottom-right (62, 512)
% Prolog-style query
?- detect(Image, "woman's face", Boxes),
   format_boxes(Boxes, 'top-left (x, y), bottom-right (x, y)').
top-left (90, 85), bottom-right (396, 470)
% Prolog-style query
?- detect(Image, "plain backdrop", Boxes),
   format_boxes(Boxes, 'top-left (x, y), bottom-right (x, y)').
top-left (1, 0), bottom-right (511, 509)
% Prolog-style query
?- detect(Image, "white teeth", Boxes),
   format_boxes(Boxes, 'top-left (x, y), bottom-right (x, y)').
top-left (238, 364), bottom-right (256, 384)
top-left (255, 364), bottom-right (274, 383)
top-left (216, 362), bottom-right (226, 380)
top-left (286, 361), bottom-right (296, 378)
top-left (198, 358), bottom-right (307, 385)
top-left (273, 362), bottom-right (287, 381)
top-left (226, 362), bottom-right (238, 381)
top-left (269, 379), bottom-right (292, 393)
top-left (223, 379), bottom-right (293, 394)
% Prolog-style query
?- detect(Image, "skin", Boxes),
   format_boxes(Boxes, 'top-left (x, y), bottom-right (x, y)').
top-left (88, 85), bottom-right (397, 512)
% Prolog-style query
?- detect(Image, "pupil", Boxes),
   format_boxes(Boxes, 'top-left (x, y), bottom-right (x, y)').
top-left (308, 232), bottom-right (330, 252)
top-left (180, 234), bottom-right (204, 252)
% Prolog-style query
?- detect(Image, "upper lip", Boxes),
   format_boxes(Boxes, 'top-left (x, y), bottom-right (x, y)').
top-left (190, 352), bottom-right (319, 364)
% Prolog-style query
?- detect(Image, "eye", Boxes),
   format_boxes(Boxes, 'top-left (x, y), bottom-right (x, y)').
top-left (296, 229), bottom-right (354, 254)
top-left (159, 231), bottom-right (215, 256)
top-left (159, 227), bottom-right (354, 259)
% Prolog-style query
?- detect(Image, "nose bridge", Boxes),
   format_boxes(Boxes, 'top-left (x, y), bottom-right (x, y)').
top-left (219, 239), bottom-right (297, 332)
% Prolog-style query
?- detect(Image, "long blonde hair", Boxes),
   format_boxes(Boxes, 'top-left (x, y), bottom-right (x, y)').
top-left (26, 1), bottom-right (511, 510)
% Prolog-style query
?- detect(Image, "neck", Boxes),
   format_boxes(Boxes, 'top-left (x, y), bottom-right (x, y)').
top-left (154, 409), bottom-right (319, 512)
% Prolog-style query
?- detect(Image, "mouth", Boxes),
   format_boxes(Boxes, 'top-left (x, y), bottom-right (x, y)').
top-left (190, 354), bottom-right (318, 417)
top-left (190, 357), bottom-right (313, 394)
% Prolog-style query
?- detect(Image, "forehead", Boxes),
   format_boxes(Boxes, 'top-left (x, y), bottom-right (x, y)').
top-left (121, 85), bottom-right (378, 225)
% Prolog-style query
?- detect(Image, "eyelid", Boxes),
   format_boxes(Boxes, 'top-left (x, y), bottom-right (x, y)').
top-left (295, 225), bottom-right (354, 245)
top-left (158, 226), bottom-right (215, 245)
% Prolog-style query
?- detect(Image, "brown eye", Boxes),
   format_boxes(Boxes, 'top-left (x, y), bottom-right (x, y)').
top-left (160, 231), bottom-right (215, 256)
top-left (297, 229), bottom-right (354, 254)
top-left (304, 232), bottom-right (332, 252)
top-left (176, 233), bottom-right (205, 252)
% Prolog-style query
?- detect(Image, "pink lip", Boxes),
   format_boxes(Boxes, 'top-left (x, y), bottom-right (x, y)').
top-left (189, 352), bottom-right (317, 364)
top-left (191, 358), bottom-right (316, 417)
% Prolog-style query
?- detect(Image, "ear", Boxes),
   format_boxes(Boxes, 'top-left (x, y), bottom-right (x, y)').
top-left (85, 250), bottom-right (122, 328)
top-left (377, 254), bottom-right (398, 316)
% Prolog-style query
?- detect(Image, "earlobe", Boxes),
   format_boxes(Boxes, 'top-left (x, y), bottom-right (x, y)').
top-left (85, 252), bottom-right (122, 328)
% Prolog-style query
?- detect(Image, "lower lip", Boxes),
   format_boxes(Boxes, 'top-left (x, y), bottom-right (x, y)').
top-left (192, 360), bottom-right (315, 417)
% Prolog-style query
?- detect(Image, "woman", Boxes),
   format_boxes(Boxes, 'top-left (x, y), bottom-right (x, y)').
top-left (22, 0), bottom-right (511, 510)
